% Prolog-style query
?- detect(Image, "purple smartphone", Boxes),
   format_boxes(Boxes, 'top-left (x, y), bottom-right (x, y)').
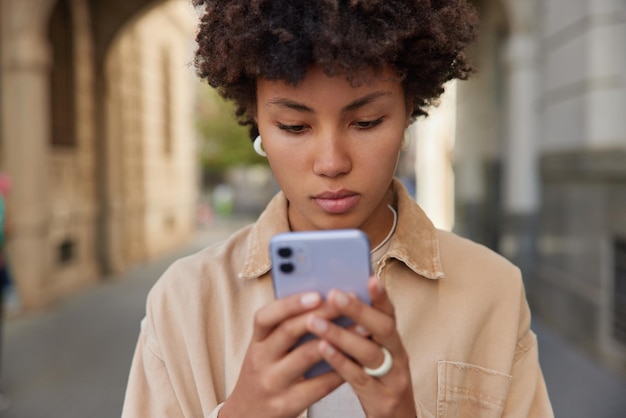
top-left (270, 229), bottom-right (372, 378)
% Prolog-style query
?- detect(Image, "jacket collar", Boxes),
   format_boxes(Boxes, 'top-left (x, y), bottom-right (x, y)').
top-left (238, 178), bottom-right (444, 281)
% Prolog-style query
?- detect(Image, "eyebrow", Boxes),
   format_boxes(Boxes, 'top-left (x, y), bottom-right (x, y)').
top-left (266, 90), bottom-right (393, 114)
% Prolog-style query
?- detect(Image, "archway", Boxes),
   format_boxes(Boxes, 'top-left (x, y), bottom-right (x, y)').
top-left (0, 0), bottom-right (196, 309)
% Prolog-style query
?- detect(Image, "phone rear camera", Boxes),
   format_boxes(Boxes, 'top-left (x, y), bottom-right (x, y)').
top-left (279, 262), bottom-right (295, 273)
top-left (277, 247), bottom-right (293, 258)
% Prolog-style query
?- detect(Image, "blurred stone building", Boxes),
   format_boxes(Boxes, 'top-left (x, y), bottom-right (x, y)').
top-left (1, 0), bottom-right (625, 377)
top-left (0, 0), bottom-right (197, 309)
top-left (415, 0), bottom-right (626, 374)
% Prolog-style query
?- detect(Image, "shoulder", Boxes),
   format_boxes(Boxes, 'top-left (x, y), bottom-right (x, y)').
top-left (435, 229), bottom-right (523, 292)
top-left (147, 224), bottom-right (255, 309)
top-left (436, 229), bottom-right (517, 272)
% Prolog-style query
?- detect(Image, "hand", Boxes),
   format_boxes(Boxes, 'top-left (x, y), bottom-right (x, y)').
top-left (306, 277), bottom-right (417, 418)
top-left (219, 292), bottom-right (344, 418)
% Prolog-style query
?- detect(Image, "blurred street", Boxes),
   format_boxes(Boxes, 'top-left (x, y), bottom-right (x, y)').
top-left (1, 222), bottom-right (626, 418)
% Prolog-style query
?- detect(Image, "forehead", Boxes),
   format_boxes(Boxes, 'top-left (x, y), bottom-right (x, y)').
top-left (256, 65), bottom-right (404, 106)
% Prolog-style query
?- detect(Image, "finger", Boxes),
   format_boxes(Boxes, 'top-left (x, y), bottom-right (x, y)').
top-left (284, 367), bottom-right (344, 408)
top-left (253, 292), bottom-right (322, 341)
top-left (306, 314), bottom-right (388, 372)
top-left (316, 340), bottom-right (377, 389)
top-left (350, 323), bottom-right (372, 338)
top-left (263, 303), bottom-right (367, 375)
top-left (264, 301), bottom-right (343, 347)
top-left (274, 338), bottom-right (328, 381)
top-left (259, 301), bottom-right (343, 364)
top-left (327, 288), bottom-right (398, 349)
top-left (317, 341), bottom-right (417, 418)
top-left (367, 276), bottom-right (395, 317)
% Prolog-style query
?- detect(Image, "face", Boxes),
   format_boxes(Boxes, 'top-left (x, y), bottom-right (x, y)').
top-left (256, 66), bottom-right (411, 247)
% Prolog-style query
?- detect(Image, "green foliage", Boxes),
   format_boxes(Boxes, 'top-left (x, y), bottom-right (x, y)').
top-left (196, 84), bottom-right (266, 176)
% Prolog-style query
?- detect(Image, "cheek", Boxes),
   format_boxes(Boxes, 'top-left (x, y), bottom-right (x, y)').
top-left (359, 141), bottom-right (402, 170)
top-left (266, 151), bottom-right (306, 182)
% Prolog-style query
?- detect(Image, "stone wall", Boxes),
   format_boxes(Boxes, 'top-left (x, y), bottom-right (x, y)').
top-left (48, 0), bottom-right (99, 298)
top-left (0, 0), bottom-right (197, 310)
top-left (533, 150), bottom-right (626, 373)
top-left (103, 0), bottom-right (197, 269)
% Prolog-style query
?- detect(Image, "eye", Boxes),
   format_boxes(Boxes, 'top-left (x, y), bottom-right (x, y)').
top-left (354, 117), bottom-right (384, 130)
top-left (277, 122), bottom-right (308, 135)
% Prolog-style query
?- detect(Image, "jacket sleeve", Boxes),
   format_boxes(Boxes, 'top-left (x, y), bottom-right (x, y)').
top-left (121, 317), bottom-right (224, 418)
top-left (502, 292), bottom-right (554, 418)
top-left (121, 318), bottom-right (185, 418)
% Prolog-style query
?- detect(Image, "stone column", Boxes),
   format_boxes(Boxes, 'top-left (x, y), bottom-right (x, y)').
top-left (585, 0), bottom-right (626, 146)
top-left (414, 82), bottom-right (457, 231)
top-left (503, 34), bottom-right (539, 216)
top-left (454, 72), bottom-right (491, 245)
top-left (0, 0), bottom-right (56, 308)
top-left (500, 0), bottom-right (540, 275)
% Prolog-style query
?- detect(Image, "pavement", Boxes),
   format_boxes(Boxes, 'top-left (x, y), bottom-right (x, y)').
top-left (1, 220), bottom-right (626, 418)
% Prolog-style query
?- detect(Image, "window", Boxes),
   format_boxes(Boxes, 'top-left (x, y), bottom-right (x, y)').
top-left (48, 0), bottom-right (76, 148)
top-left (613, 236), bottom-right (626, 345)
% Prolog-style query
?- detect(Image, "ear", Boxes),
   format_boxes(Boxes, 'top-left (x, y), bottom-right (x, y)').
top-left (404, 101), bottom-right (414, 128)
top-left (405, 115), bottom-right (413, 130)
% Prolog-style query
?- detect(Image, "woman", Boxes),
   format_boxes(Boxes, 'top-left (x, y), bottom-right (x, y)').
top-left (122, 1), bottom-right (553, 417)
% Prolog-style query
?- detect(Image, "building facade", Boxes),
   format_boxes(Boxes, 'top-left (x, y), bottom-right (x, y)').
top-left (1, 0), bottom-right (624, 377)
top-left (415, 0), bottom-right (626, 374)
top-left (0, 0), bottom-right (197, 310)
top-left (531, 0), bottom-right (626, 376)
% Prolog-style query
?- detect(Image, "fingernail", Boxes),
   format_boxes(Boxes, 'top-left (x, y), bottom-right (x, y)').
top-left (301, 292), bottom-right (321, 308)
top-left (321, 341), bottom-right (336, 356)
top-left (334, 291), bottom-right (349, 307)
top-left (355, 325), bottom-right (370, 337)
top-left (309, 316), bottom-right (328, 333)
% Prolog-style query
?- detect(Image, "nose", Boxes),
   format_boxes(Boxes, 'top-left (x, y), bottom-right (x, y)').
top-left (312, 131), bottom-right (352, 178)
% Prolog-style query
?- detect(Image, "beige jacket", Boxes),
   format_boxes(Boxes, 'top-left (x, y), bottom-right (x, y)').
top-left (122, 179), bottom-right (553, 418)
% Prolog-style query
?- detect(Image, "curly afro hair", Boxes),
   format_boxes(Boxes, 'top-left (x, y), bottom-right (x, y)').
top-left (193, 0), bottom-right (478, 138)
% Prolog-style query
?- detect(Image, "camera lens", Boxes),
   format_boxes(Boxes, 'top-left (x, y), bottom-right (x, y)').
top-left (277, 247), bottom-right (293, 258)
top-left (279, 262), bottom-right (294, 273)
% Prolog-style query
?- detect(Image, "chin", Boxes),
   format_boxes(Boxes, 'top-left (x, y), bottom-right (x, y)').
top-left (314, 213), bottom-right (364, 231)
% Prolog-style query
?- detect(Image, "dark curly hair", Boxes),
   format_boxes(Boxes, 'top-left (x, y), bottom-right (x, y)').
top-left (193, 0), bottom-right (478, 138)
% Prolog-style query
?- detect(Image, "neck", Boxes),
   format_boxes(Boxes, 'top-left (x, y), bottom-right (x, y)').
top-left (362, 188), bottom-right (396, 251)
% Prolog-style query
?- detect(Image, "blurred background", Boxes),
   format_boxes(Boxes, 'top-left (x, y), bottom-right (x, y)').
top-left (0, 0), bottom-right (625, 416)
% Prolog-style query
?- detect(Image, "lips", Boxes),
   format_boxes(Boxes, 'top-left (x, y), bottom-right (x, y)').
top-left (312, 189), bottom-right (360, 214)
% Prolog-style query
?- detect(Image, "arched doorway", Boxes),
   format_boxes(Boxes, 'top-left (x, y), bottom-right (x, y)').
top-left (0, 0), bottom-right (197, 310)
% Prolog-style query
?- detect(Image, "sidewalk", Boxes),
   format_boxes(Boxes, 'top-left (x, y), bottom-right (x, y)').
top-left (533, 319), bottom-right (626, 417)
top-left (1, 222), bottom-right (626, 417)
top-left (0, 220), bottom-right (248, 418)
